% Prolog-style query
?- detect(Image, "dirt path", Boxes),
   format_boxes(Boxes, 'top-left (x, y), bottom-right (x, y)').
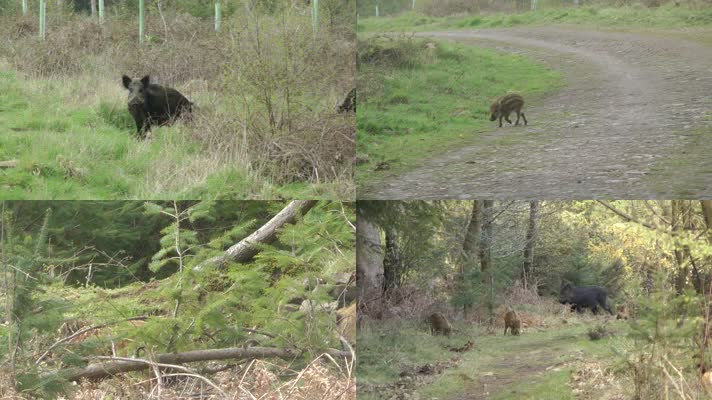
top-left (361, 27), bottom-right (712, 199)
top-left (451, 331), bottom-right (582, 400)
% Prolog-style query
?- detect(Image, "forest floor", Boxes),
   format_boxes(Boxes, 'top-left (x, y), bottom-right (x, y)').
top-left (358, 314), bottom-right (637, 400)
top-left (359, 27), bottom-right (712, 199)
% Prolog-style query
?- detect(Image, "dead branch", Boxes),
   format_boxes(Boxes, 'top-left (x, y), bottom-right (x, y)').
top-left (35, 316), bottom-right (149, 365)
top-left (596, 200), bottom-right (655, 229)
top-left (57, 346), bottom-right (351, 382)
top-left (194, 200), bottom-right (318, 271)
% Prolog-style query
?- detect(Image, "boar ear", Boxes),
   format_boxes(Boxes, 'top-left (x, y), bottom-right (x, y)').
top-left (141, 75), bottom-right (150, 87)
top-left (122, 75), bottom-right (131, 89)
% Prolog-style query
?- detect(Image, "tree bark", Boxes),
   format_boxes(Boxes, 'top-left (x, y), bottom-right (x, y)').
top-left (356, 208), bottom-right (383, 310)
top-left (459, 201), bottom-right (481, 315)
top-left (194, 200), bottom-right (318, 271)
top-left (479, 200), bottom-right (494, 324)
top-left (90, 0), bottom-right (97, 17)
top-left (672, 200), bottom-right (689, 294)
top-left (58, 346), bottom-right (350, 382)
top-left (479, 201), bottom-right (493, 277)
top-left (461, 201), bottom-right (481, 271)
top-left (383, 227), bottom-right (402, 290)
top-left (702, 201), bottom-right (712, 245)
top-left (521, 201), bottom-right (540, 289)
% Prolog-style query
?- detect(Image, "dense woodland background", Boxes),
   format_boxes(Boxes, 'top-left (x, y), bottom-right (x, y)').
top-left (357, 201), bottom-right (712, 399)
top-left (0, 200), bottom-right (355, 399)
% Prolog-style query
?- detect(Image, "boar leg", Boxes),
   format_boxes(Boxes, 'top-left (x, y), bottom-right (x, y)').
top-left (515, 111), bottom-right (521, 126)
top-left (521, 112), bottom-right (528, 126)
top-left (498, 115), bottom-right (504, 128)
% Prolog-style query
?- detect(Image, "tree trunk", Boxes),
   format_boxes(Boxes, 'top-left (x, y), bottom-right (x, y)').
top-left (479, 201), bottom-right (494, 324)
top-left (383, 227), bottom-right (402, 290)
top-left (672, 200), bottom-right (688, 294)
top-left (90, 0), bottom-right (97, 17)
top-left (702, 201), bottom-right (712, 245)
top-left (194, 200), bottom-right (318, 271)
top-left (479, 201), bottom-right (493, 277)
top-left (521, 201), bottom-right (540, 289)
top-left (459, 201), bottom-right (481, 315)
top-left (461, 201), bottom-right (481, 271)
top-left (356, 208), bottom-right (383, 311)
top-left (58, 346), bottom-right (350, 382)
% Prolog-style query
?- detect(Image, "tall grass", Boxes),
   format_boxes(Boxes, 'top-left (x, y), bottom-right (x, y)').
top-left (0, 5), bottom-right (355, 199)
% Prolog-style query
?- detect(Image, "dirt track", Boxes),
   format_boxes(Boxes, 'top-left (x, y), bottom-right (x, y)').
top-left (360, 27), bottom-right (712, 199)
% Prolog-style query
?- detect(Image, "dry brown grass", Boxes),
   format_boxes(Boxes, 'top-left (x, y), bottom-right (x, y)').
top-left (66, 355), bottom-right (355, 400)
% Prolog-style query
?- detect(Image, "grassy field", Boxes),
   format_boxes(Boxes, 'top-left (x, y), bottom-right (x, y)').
top-left (358, 4), bottom-right (712, 33)
top-left (0, 67), bottom-right (351, 200)
top-left (0, 10), bottom-right (354, 200)
top-left (356, 38), bottom-right (562, 189)
top-left (357, 314), bottom-right (634, 400)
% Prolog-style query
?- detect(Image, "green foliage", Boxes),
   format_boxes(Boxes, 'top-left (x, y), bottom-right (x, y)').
top-left (136, 201), bottom-right (354, 354)
top-left (622, 273), bottom-right (702, 398)
top-left (2, 201), bottom-right (353, 398)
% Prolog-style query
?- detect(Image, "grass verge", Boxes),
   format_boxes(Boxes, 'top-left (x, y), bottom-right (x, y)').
top-left (358, 5), bottom-right (712, 33)
top-left (356, 37), bottom-right (562, 190)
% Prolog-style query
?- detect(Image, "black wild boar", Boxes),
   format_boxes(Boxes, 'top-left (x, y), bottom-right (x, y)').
top-left (338, 88), bottom-right (356, 113)
top-left (560, 283), bottom-right (614, 315)
top-left (504, 308), bottom-right (521, 335)
top-left (489, 93), bottom-right (527, 128)
top-left (428, 312), bottom-right (452, 336)
top-left (121, 75), bottom-right (192, 138)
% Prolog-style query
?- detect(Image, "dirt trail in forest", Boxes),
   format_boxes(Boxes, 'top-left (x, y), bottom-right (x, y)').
top-left (360, 27), bottom-right (712, 199)
top-left (450, 330), bottom-right (583, 400)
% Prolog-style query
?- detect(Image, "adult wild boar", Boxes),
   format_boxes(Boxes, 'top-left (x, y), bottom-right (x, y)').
top-left (428, 312), bottom-right (452, 336)
top-left (504, 307), bottom-right (521, 335)
top-left (490, 93), bottom-right (527, 128)
top-left (121, 75), bottom-right (192, 138)
top-left (560, 283), bottom-right (614, 315)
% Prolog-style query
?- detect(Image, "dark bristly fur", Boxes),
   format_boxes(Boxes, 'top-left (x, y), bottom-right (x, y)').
top-left (121, 75), bottom-right (193, 138)
top-left (338, 88), bottom-right (356, 113)
top-left (490, 93), bottom-right (527, 128)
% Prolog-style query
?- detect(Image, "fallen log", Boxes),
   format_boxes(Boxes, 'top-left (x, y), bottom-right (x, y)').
top-left (194, 200), bottom-right (318, 271)
top-left (0, 159), bottom-right (18, 168)
top-left (59, 346), bottom-right (351, 382)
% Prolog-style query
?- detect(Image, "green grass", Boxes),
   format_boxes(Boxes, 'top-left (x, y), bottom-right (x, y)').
top-left (356, 38), bottom-right (563, 189)
top-left (0, 66), bottom-right (346, 200)
top-left (358, 5), bottom-right (712, 33)
top-left (645, 119), bottom-right (712, 197)
top-left (357, 316), bottom-right (633, 400)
